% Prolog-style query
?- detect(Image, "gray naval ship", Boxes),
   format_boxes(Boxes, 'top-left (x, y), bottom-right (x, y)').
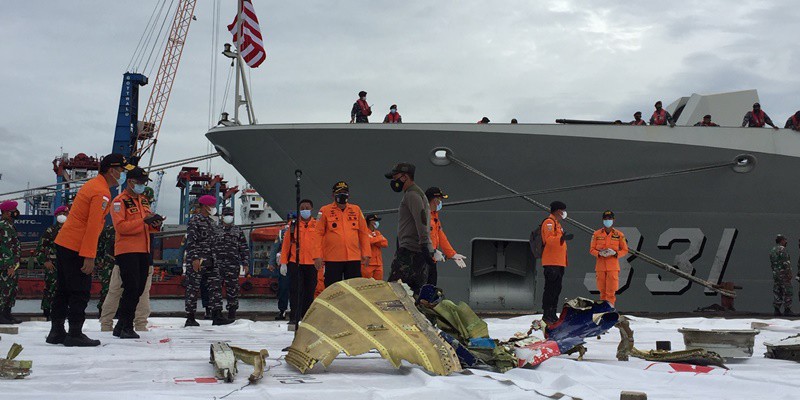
top-left (207, 90), bottom-right (799, 313)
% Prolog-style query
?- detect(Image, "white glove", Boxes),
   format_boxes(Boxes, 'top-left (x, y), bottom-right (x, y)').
top-left (276, 252), bottom-right (281, 261)
top-left (280, 264), bottom-right (288, 276)
top-left (434, 250), bottom-right (445, 262)
top-left (606, 249), bottom-right (617, 256)
top-left (452, 254), bottom-right (467, 269)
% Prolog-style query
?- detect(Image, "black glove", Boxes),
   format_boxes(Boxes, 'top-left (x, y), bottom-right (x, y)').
top-left (144, 214), bottom-right (164, 225)
top-left (562, 233), bottom-right (574, 241)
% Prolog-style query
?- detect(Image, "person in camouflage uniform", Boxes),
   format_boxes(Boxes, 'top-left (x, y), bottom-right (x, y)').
top-left (770, 234), bottom-right (795, 316)
top-left (36, 206), bottom-right (69, 320)
top-left (0, 200), bottom-right (22, 325)
top-left (183, 195), bottom-right (232, 327)
top-left (95, 224), bottom-right (116, 314)
top-left (214, 207), bottom-right (249, 320)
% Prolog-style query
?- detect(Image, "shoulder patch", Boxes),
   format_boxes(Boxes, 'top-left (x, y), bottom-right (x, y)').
top-left (113, 202), bottom-right (121, 212)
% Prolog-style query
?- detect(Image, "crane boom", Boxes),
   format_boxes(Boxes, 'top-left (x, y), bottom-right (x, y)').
top-left (135, 0), bottom-right (198, 167)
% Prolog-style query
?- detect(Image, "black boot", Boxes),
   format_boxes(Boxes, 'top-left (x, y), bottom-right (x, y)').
top-left (43, 309), bottom-right (51, 321)
top-left (63, 322), bottom-right (101, 347)
top-left (45, 319), bottom-right (67, 345)
top-left (784, 308), bottom-right (796, 317)
top-left (775, 307), bottom-right (783, 316)
top-left (212, 309), bottom-right (234, 326)
top-left (184, 313), bottom-right (200, 327)
top-left (4, 307), bottom-right (21, 324)
top-left (113, 321), bottom-right (123, 337)
top-left (227, 308), bottom-right (237, 321)
top-left (274, 310), bottom-right (286, 321)
top-left (0, 312), bottom-right (12, 325)
top-left (118, 320), bottom-right (140, 339)
top-left (204, 307), bottom-right (212, 320)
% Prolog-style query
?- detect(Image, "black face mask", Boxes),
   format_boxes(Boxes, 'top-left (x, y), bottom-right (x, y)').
top-left (390, 178), bottom-right (404, 193)
top-left (334, 193), bottom-right (349, 205)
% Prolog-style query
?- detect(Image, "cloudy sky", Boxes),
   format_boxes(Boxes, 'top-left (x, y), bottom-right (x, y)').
top-left (1, 0), bottom-right (798, 221)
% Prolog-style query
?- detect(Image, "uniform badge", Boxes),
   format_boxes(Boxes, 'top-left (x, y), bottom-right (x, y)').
top-left (113, 202), bottom-right (121, 213)
top-left (102, 201), bottom-right (108, 210)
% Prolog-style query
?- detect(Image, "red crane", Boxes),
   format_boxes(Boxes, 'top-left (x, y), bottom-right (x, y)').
top-left (134, 0), bottom-right (198, 167)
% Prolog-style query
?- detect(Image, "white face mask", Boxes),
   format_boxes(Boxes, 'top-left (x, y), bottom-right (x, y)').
top-left (56, 214), bottom-right (67, 224)
top-left (222, 215), bottom-right (234, 224)
top-left (561, 211), bottom-right (568, 219)
top-left (207, 206), bottom-right (218, 216)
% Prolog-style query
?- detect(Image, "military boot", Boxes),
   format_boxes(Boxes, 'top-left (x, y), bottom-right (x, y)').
top-left (118, 321), bottom-right (140, 339)
top-left (211, 309), bottom-right (234, 326)
top-left (204, 307), bottom-right (212, 320)
top-left (274, 310), bottom-right (286, 320)
top-left (4, 307), bottom-right (21, 324)
top-left (775, 307), bottom-right (783, 316)
top-left (63, 323), bottom-right (101, 347)
top-left (227, 308), bottom-right (237, 321)
top-left (0, 312), bottom-right (12, 325)
top-left (184, 313), bottom-right (200, 327)
top-left (112, 322), bottom-right (123, 337)
top-left (45, 319), bottom-right (67, 345)
top-left (784, 308), bottom-right (796, 317)
top-left (43, 309), bottom-right (51, 321)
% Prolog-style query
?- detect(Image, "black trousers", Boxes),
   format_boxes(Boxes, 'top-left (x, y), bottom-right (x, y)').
top-left (52, 245), bottom-right (92, 326)
top-left (116, 252), bottom-right (150, 325)
top-left (542, 266), bottom-right (565, 311)
top-left (426, 262), bottom-right (438, 286)
top-left (288, 263), bottom-right (318, 323)
top-left (324, 260), bottom-right (361, 287)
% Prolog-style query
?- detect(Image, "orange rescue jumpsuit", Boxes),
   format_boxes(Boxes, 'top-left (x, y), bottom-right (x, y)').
top-left (55, 175), bottom-right (112, 258)
top-left (589, 227), bottom-right (628, 305)
top-left (363, 229), bottom-right (388, 280)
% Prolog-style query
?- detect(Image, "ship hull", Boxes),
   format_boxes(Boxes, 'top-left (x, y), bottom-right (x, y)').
top-left (207, 123), bottom-right (800, 312)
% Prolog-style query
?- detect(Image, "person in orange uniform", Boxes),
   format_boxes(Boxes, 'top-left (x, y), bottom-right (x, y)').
top-left (426, 187), bottom-right (467, 286)
top-left (314, 181), bottom-right (371, 287)
top-left (362, 214), bottom-right (388, 280)
top-left (589, 211), bottom-right (628, 307)
top-left (110, 167), bottom-right (162, 339)
top-left (280, 199), bottom-right (319, 324)
top-left (47, 153), bottom-right (131, 347)
top-left (540, 201), bottom-right (574, 323)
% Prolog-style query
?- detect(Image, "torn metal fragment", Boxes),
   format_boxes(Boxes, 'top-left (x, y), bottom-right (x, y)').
top-left (230, 345), bottom-right (269, 383)
top-left (210, 342), bottom-right (269, 384)
top-left (765, 334), bottom-right (800, 362)
top-left (615, 319), bottom-right (728, 369)
top-left (286, 278), bottom-right (461, 376)
top-left (1, 343), bottom-right (31, 379)
top-left (678, 328), bottom-right (759, 358)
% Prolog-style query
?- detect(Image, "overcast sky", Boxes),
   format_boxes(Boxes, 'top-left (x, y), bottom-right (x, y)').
top-left (1, 0), bottom-right (798, 221)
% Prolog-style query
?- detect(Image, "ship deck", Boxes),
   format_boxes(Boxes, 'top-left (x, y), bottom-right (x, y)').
top-left (3, 315), bottom-right (798, 399)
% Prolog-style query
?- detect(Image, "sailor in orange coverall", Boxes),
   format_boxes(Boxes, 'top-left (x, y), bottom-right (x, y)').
top-left (589, 210), bottom-right (628, 306)
top-left (362, 214), bottom-right (388, 280)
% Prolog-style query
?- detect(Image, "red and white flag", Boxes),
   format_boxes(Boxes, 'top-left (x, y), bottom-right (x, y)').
top-left (228, 0), bottom-right (266, 68)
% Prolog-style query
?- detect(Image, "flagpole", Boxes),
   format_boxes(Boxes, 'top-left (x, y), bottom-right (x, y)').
top-left (233, 0), bottom-right (242, 124)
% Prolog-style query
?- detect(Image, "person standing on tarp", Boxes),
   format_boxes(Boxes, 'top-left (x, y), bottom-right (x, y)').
top-left (589, 211), bottom-right (628, 307)
top-left (183, 195), bottom-right (233, 327)
top-left (362, 214), bottom-right (388, 280)
top-left (47, 153), bottom-right (130, 347)
top-left (0, 200), bottom-right (21, 325)
top-left (770, 235), bottom-right (794, 316)
top-left (314, 181), bottom-right (371, 287)
top-left (425, 187), bottom-right (467, 286)
top-left (37, 205), bottom-right (69, 321)
top-left (385, 163), bottom-right (435, 295)
top-left (281, 199), bottom-right (319, 324)
top-left (269, 212), bottom-right (295, 320)
top-left (540, 201), bottom-right (573, 323)
top-left (214, 207), bottom-right (249, 321)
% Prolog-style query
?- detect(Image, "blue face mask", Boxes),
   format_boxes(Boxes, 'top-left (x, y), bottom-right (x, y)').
top-left (299, 209), bottom-right (312, 219)
top-left (133, 183), bottom-right (146, 194)
top-left (117, 171), bottom-right (127, 187)
top-left (436, 201), bottom-right (443, 212)
top-left (603, 219), bottom-right (614, 228)
top-left (373, 221), bottom-right (380, 229)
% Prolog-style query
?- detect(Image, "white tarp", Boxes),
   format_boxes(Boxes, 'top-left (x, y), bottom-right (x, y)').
top-left (2, 316), bottom-right (799, 399)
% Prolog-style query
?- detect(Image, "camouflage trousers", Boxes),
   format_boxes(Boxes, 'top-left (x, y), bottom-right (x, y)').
top-left (773, 267), bottom-right (794, 308)
top-left (388, 247), bottom-right (430, 295)
top-left (185, 261), bottom-right (222, 314)
top-left (0, 272), bottom-right (18, 310)
top-left (218, 263), bottom-right (240, 311)
top-left (41, 266), bottom-right (58, 312)
top-left (96, 263), bottom-right (114, 313)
